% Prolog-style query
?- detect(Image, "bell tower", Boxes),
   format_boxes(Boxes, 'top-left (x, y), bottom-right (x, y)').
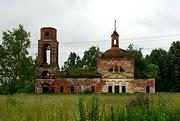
top-left (111, 20), bottom-right (119, 48)
top-left (37, 27), bottom-right (59, 78)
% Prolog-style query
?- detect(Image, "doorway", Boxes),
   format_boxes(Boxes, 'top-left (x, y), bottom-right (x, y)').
top-left (108, 86), bottom-right (112, 93)
top-left (60, 86), bottom-right (64, 93)
top-left (146, 86), bottom-right (150, 93)
top-left (42, 83), bottom-right (49, 93)
top-left (115, 86), bottom-right (119, 93)
top-left (122, 86), bottom-right (126, 93)
top-left (71, 86), bottom-right (74, 93)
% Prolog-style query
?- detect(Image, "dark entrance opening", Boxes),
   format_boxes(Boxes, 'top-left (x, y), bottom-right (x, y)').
top-left (71, 86), bottom-right (74, 93)
top-left (60, 86), bottom-right (64, 93)
top-left (42, 84), bottom-right (49, 93)
top-left (122, 86), bottom-right (126, 93)
top-left (108, 86), bottom-right (112, 93)
top-left (146, 86), bottom-right (150, 93)
top-left (115, 86), bottom-right (119, 93)
top-left (91, 86), bottom-right (95, 92)
top-left (43, 87), bottom-right (49, 92)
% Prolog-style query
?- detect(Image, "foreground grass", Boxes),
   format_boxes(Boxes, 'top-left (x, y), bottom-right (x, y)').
top-left (0, 93), bottom-right (179, 121)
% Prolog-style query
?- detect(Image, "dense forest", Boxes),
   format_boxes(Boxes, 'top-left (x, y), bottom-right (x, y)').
top-left (0, 25), bottom-right (179, 94)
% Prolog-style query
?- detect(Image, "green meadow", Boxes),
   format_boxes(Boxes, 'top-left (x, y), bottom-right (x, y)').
top-left (0, 93), bottom-right (179, 121)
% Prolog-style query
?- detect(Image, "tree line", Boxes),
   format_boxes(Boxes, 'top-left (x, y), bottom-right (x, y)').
top-left (0, 25), bottom-right (179, 94)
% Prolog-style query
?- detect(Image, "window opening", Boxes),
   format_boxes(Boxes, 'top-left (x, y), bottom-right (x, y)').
top-left (120, 67), bottom-right (125, 72)
top-left (45, 31), bottom-right (49, 36)
top-left (114, 39), bottom-right (117, 45)
top-left (108, 67), bottom-right (113, 72)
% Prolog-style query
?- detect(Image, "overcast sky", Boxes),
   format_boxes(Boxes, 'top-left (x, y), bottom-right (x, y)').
top-left (0, 0), bottom-right (180, 67)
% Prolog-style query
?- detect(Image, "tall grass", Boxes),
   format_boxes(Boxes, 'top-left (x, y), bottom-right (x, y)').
top-left (0, 93), bottom-right (179, 121)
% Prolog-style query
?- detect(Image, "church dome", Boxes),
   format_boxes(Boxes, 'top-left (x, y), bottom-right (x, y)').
top-left (101, 47), bottom-right (128, 58)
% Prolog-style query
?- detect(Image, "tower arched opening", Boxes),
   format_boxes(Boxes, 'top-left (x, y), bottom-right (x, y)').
top-left (41, 70), bottom-right (50, 78)
top-left (43, 43), bottom-right (51, 64)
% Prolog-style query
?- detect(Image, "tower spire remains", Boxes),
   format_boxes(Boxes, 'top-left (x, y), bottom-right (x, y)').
top-left (114, 19), bottom-right (116, 31)
top-left (111, 20), bottom-right (119, 48)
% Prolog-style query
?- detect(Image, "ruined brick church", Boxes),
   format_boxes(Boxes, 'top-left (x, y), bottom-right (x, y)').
top-left (35, 22), bottom-right (155, 93)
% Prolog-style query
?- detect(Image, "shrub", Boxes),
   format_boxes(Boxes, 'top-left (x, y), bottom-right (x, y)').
top-left (55, 67), bottom-right (101, 78)
top-left (83, 88), bottom-right (93, 94)
top-left (127, 94), bottom-right (150, 108)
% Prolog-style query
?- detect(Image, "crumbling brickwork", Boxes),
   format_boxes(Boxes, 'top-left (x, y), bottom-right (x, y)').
top-left (54, 78), bottom-right (106, 93)
top-left (96, 58), bottom-right (134, 79)
top-left (133, 79), bottom-right (155, 93)
top-left (35, 78), bottom-right (155, 93)
top-left (35, 78), bottom-right (106, 93)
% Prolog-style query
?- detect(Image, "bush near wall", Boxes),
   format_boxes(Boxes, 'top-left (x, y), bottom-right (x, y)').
top-left (55, 67), bottom-right (101, 78)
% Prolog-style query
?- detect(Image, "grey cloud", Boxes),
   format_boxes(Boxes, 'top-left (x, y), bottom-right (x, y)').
top-left (0, 0), bottom-right (180, 66)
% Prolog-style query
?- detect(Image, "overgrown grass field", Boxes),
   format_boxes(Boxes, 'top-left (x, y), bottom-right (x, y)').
top-left (0, 93), bottom-right (179, 121)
